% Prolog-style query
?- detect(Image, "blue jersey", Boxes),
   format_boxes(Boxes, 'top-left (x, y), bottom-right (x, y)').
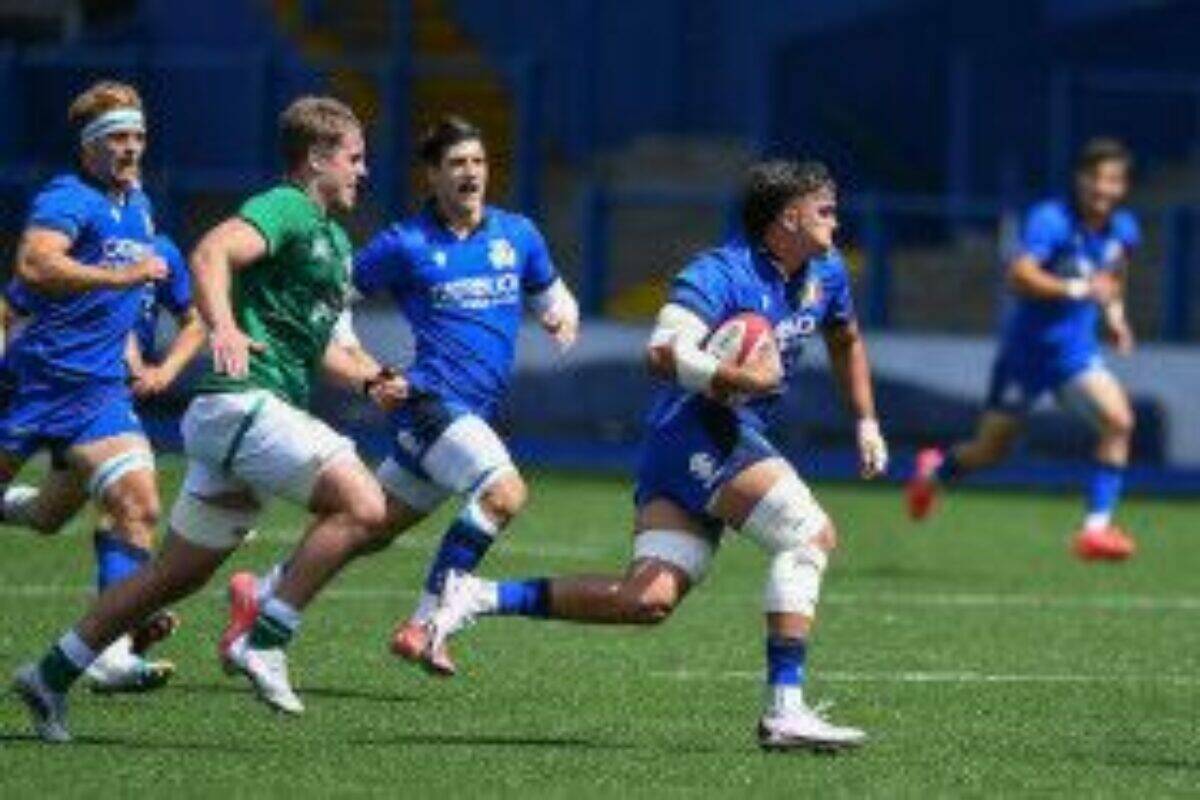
top-left (5, 173), bottom-right (157, 383)
top-left (649, 238), bottom-right (855, 432)
top-left (353, 205), bottom-right (558, 417)
top-left (1001, 198), bottom-right (1139, 362)
top-left (133, 234), bottom-right (191, 362)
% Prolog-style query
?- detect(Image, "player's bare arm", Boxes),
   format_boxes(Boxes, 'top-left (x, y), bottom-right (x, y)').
top-left (645, 303), bottom-right (782, 401)
top-left (16, 227), bottom-right (167, 295)
top-left (190, 218), bottom-right (268, 377)
top-left (1007, 254), bottom-right (1115, 303)
top-left (822, 320), bottom-right (888, 478)
top-left (130, 305), bottom-right (207, 397)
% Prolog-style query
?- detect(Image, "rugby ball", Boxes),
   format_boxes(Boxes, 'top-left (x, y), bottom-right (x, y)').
top-left (703, 312), bottom-right (775, 366)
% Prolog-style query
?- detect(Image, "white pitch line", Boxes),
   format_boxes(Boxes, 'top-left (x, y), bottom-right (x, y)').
top-left (651, 669), bottom-right (1200, 686)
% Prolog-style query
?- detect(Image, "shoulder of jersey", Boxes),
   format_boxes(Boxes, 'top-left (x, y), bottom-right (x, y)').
top-left (1028, 197), bottom-right (1071, 226)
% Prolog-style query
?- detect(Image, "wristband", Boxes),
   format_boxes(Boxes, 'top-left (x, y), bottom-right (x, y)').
top-left (363, 366), bottom-right (397, 397)
top-left (674, 345), bottom-right (719, 394)
top-left (1063, 278), bottom-right (1089, 300)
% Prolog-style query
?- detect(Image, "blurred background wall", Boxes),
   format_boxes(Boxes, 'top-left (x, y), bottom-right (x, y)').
top-left (1, 0), bottom-right (1197, 490)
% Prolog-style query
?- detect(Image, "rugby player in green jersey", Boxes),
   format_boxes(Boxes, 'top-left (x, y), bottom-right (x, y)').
top-left (13, 96), bottom-right (408, 742)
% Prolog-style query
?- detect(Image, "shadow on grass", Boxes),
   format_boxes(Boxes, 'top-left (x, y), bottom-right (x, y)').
top-left (350, 730), bottom-right (738, 755)
top-left (0, 731), bottom-right (260, 754)
top-left (171, 680), bottom-right (421, 705)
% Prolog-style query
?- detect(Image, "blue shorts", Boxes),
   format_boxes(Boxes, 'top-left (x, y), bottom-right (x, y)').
top-left (0, 370), bottom-right (144, 464)
top-left (386, 391), bottom-right (475, 480)
top-left (634, 397), bottom-right (778, 537)
top-left (985, 347), bottom-right (1103, 416)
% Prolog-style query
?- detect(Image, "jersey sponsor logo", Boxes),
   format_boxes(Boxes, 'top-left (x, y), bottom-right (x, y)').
top-left (311, 237), bottom-right (334, 261)
top-left (432, 250), bottom-right (447, 267)
top-left (101, 237), bottom-right (150, 265)
top-left (430, 273), bottom-right (521, 310)
top-left (488, 238), bottom-right (517, 270)
top-left (688, 452), bottom-right (717, 486)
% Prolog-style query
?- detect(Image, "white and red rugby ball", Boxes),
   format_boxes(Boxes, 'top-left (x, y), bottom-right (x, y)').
top-left (702, 311), bottom-right (775, 366)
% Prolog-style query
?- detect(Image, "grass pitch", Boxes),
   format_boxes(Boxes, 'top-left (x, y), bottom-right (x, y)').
top-left (0, 458), bottom-right (1197, 797)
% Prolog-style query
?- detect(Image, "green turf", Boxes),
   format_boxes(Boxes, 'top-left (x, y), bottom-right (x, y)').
top-left (0, 458), bottom-right (1197, 797)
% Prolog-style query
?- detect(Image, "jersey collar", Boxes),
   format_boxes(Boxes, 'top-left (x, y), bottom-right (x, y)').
top-left (422, 201), bottom-right (492, 240)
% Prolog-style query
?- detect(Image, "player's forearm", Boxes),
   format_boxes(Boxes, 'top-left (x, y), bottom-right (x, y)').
top-left (190, 241), bottom-right (239, 333)
top-left (321, 343), bottom-right (383, 393)
top-left (1006, 258), bottom-right (1085, 301)
top-left (155, 310), bottom-right (207, 386)
top-left (826, 327), bottom-right (878, 421)
top-left (17, 248), bottom-right (130, 294)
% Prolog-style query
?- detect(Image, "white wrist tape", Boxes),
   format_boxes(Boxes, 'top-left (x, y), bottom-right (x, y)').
top-left (857, 417), bottom-right (881, 440)
top-left (1064, 278), bottom-right (1089, 300)
top-left (674, 343), bottom-right (720, 393)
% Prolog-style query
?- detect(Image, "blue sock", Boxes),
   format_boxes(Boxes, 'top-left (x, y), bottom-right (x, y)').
top-left (423, 515), bottom-right (496, 596)
top-left (936, 450), bottom-right (962, 482)
top-left (766, 636), bottom-right (807, 688)
top-left (496, 579), bottom-right (550, 617)
top-left (1086, 462), bottom-right (1125, 520)
top-left (93, 529), bottom-right (150, 592)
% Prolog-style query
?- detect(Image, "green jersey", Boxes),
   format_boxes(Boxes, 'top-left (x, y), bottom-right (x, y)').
top-left (198, 184), bottom-right (353, 407)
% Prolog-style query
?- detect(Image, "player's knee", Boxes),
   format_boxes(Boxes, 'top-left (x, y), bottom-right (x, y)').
top-left (107, 487), bottom-right (161, 541)
top-left (622, 583), bottom-right (680, 625)
top-left (479, 472), bottom-right (527, 526)
top-left (815, 520), bottom-right (838, 554)
top-left (1102, 405), bottom-right (1135, 439)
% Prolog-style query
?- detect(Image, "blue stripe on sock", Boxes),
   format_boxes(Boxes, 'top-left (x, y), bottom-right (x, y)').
top-left (1087, 462), bottom-right (1125, 515)
top-left (423, 518), bottom-right (495, 595)
top-left (766, 636), bottom-right (807, 687)
top-left (497, 579), bottom-right (550, 617)
top-left (93, 529), bottom-right (150, 592)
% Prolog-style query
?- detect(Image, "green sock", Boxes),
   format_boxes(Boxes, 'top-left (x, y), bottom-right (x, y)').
top-left (38, 646), bottom-right (84, 694)
top-left (248, 613), bottom-right (294, 649)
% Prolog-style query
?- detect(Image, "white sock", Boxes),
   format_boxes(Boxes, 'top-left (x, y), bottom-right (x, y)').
top-left (257, 562), bottom-right (285, 603)
top-left (766, 684), bottom-right (806, 716)
top-left (57, 630), bottom-right (98, 670)
top-left (261, 596), bottom-right (302, 632)
top-left (2, 484), bottom-right (39, 526)
top-left (412, 592), bottom-right (439, 623)
top-left (1083, 512), bottom-right (1111, 532)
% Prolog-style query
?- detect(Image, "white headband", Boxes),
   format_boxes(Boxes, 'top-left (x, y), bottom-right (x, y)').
top-left (80, 107), bottom-right (145, 146)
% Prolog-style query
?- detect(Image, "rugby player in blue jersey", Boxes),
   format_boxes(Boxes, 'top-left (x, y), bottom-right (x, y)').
top-left (907, 138), bottom-right (1140, 561)
top-left (424, 160), bottom-right (888, 751)
top-left (218, 116), bottom-right (580, 676)
top-left (1, 81), bottom-right (181, 696)
top-left (3, 232), bottom-right (204, 685)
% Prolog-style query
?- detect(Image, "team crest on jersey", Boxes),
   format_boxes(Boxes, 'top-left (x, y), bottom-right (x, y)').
top-left (1102, 239), bottom-right (1124, 266)
top-left (432, 250), bottom-right (447, 267)
top-left (799, 277), bottom-right (823, 309)
top-left (142, 209), bottom-right (154, 236)
top-left (488, 238), bottom-right (517, 270)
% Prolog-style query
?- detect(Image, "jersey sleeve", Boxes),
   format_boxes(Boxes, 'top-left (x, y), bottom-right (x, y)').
top-left (517, 217), bottom-right (557, 294)
top-left (153, 235), bottom-right (192, 314)
top-left (667, 253), bottom-right (735, 326)
top-left (1018, 202), bottom-right (1069, 264)
top-left (1113, 210), bottom-right (1142, 252)
top-left (820, 256), bottom-right (856, 328)
top-left (238, 189), bottom-right (309, 257)
top-left (26, 177), bottom-right (90, 240)
top-left (353, 225), bottom-right (409, 296)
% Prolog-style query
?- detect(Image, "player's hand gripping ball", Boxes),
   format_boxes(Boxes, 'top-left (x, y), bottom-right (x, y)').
top-left (702, 312), bottom-right (782, 401)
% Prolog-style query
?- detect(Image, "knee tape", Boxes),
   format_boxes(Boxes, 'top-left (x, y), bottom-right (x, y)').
top-left (633, 529), bottom-right (714, 584)
top-left (88, 449), bottom-right (155, 499)
top-left (740, 475), bottom-right (830, 616)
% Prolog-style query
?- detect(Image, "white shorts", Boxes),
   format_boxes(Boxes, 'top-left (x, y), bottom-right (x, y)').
top-left (170, 390), bottom-right (356, 549)
top-left (377, 413), bottom-right (515, 514)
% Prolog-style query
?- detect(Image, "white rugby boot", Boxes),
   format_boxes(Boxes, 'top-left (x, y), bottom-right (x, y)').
top-left (424, 570), bottom-right (494, 662)
top-left (226, 634), bottom-right (304, 715)
top-left (11, 663), bottom-right (70, 743)
top-left (757, 702), bottom-right (867, 752)
top-left (86, 635), bottom-right (175, 694)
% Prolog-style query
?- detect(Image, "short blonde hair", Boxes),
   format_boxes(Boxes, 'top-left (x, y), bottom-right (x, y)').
top-left (278, 96), bottom-right (361, 170)
top-left (67, 80), bottom-right (143, 132)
